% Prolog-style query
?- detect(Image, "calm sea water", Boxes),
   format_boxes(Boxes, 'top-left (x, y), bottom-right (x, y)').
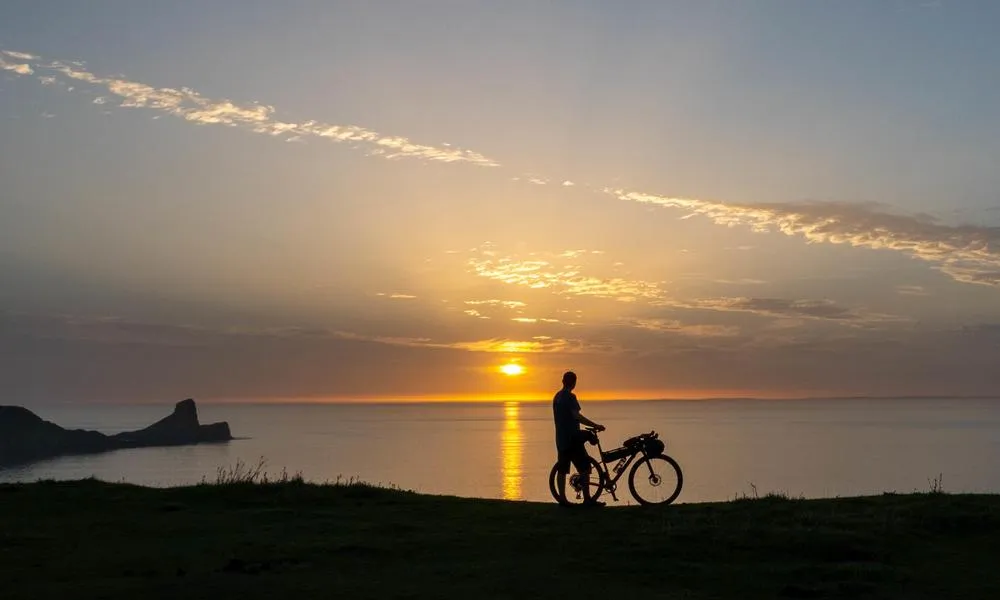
top-left (3, 398), bottom-right (999, 504)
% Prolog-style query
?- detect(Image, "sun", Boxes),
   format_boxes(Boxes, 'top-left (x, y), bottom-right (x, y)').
top-left (499, 362), bottom-right (525, 376)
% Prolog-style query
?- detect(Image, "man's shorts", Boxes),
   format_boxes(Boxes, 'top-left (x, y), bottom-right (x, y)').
top-left (556, 439), bottom-right (591, 475)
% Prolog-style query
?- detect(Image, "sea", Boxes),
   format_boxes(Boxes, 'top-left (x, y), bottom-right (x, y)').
top-left (2, 398), bottom-right (1000, 505)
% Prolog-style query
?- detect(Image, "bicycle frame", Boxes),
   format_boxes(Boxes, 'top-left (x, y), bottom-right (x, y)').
top-left (589, 433), bottom-right (645, 503)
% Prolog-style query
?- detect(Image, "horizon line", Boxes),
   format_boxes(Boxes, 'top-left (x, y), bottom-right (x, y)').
top-left (18, 393), bottom-right (1000, 407)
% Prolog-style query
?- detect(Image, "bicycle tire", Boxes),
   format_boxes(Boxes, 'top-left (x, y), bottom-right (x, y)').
top-left (627, 454), bottom-right (683, 506)
top-left (548, 456), bottom-right (606, 506)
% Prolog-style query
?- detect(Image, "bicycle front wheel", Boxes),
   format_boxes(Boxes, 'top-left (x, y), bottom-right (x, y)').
top-left (548, 457), bottom-right (606, 506)
top-left (628, 455), bottom-right (683, 505)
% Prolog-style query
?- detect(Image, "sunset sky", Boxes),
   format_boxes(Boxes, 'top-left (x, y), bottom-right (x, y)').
top-left (3, 1), bottom-right (1000, 403)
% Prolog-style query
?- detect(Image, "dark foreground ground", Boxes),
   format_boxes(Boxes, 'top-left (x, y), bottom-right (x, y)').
top-left (1, 480), bottom-right (998, 600)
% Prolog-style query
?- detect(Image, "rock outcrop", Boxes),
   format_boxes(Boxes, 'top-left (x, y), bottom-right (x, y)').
top-left (0, 399), bottom-right (232, 467)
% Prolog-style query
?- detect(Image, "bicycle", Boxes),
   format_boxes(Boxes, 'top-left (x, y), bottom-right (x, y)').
top-left (548, 427), bottom-right (683, 506)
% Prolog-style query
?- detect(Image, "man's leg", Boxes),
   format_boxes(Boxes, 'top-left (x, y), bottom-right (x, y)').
top-left (556, 453), bottom-right (570, 505)
top-left (571, 447), bottom-right (593, 503)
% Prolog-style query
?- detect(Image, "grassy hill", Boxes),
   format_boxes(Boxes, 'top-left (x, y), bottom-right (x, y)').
top-left (1, 479), bottom-right (997, 599)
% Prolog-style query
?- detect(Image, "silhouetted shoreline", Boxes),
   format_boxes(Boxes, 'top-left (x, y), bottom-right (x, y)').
top-left (0, 399), bottom-right (232, 467)
top-left (0, 479), bottom-right (996, 599)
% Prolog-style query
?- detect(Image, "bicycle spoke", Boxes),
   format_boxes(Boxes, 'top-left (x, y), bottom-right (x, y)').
top-left (628, 455), bottom-right (683, 505)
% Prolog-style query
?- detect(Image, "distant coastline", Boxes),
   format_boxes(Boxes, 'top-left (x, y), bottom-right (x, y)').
top-left (0, 399), bottom-right (232, 467)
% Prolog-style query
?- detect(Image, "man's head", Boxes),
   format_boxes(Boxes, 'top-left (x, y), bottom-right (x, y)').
top-left (562, 371), bottom-right (577, 390)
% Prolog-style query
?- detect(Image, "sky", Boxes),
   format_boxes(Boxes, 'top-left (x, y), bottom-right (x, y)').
top-left (2, 1), bottom-right (1000, 403)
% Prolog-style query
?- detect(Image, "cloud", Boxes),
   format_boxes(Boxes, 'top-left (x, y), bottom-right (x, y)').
top-left (2, 310), bottom-right (608, 358)
top-left (7, 309), bottom-right (1000, 400)
top-left (659, 296), bottom-right (901, 323)
top-left (448, 337), bottom-right (612, 354)
top-left (2, 51), bottom-right (37, 60)
top-left (627, 318), bottom-right (741, 338)
top-left (558, 249), bottom-right (606, 258)
top-left (332, 329), bottom-right (598, 353)
top-left (461, 300), bottom-right (525, 319)
top-left (614, 190), bottom-right (1000, 287)
top-left (0, 312), bottom-right (234, 347)
top-left (711, 278), bottom-right (767, 285)
top-left (463, 246), bottom-right (898, 326)
top-left (3, 49), bottom-right (499, 167)
top-left (469, 248), bottom-right (664, 302)
top-left (464, 300), bottom-right (527, 309)
top-left (895, 285), bottom-right (930, 296)
top-left (0, 58), bottom-right (33, 75)
top-left (9, 48), bottom-right (1000, 291)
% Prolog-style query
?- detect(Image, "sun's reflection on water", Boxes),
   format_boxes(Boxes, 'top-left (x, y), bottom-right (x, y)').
top-left (501, 402), bottom-right (524, 500)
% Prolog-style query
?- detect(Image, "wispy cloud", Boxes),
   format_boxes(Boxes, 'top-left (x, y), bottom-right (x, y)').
top-left (895, 285), bottom-right (930, 296)
top-left (2, 51), bottom-right (38, 60)
top-left (464, 300), bottom-right (527, 309)
top-left (614, 190), bottom-right (1000, 287)
top-left (711, 278), bottom-right (767, 285)
top-left (0, 310), bottom-right (607, 356)
top-left (9, 47), bottom-right (1000, 290)
top-left (449, 337), bottom-right (611, 354)
top-left (469, 247), bottom-right (664, 302)
top-left (659, 296), bottom-right (902, 323)
top-left (3, 49), bottom-right (499, 167)
top-left (0, 311), bottom-right (217, 347)
top-left (558, 249), bottom-right (605, 258)
top-left (0, 57), bottom-right (33, 75)
top-left (333, 330), bottom-right (598, 353)
top-left (627, 318), bottom-right (741, 338)
top-left (510, 317), bottom-right (562, 324)
top-left (463, 246), bottom-right (900, 326)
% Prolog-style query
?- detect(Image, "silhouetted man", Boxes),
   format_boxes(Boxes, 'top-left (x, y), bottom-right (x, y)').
top-left (553, 371), bottom-right (605, 505)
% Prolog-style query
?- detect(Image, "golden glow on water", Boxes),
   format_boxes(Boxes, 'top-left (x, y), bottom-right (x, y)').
top-left (500, 401), bottom-right (524, 500)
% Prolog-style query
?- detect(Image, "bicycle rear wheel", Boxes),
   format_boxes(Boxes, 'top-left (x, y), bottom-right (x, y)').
top-left (548, 457), bottom-right (606, 506)
top-left (628, 455), bottom-right (683, 505)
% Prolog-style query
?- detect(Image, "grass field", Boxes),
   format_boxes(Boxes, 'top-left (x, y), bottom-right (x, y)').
top-left (1, 478), bottom-right (998, 599)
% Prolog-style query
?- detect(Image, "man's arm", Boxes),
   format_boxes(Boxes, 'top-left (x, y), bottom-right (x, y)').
top-left (572, 407), bottom-right (605, 431)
